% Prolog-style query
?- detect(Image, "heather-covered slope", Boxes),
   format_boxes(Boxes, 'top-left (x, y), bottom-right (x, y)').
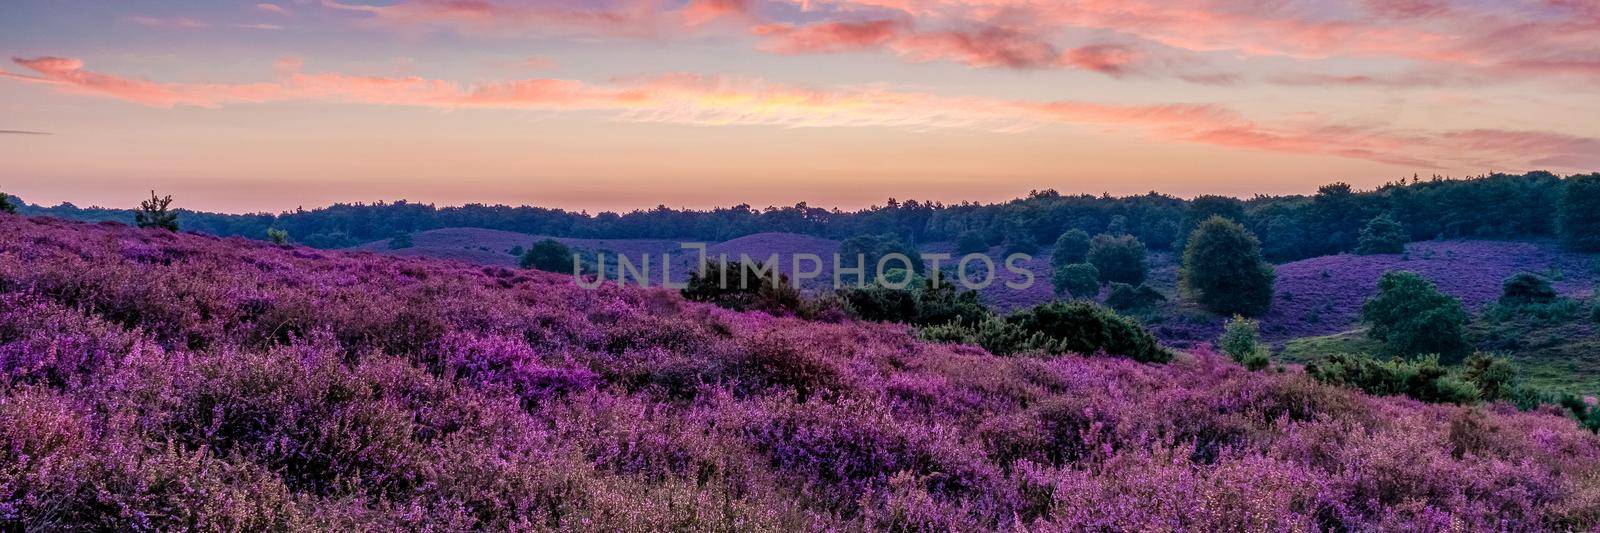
top-left (349, 227), bottom-right (684, 268)
top-left (1266, 240), bottom-right (1598, 339)
top-left (4, 214), bottom-right (1600, 530)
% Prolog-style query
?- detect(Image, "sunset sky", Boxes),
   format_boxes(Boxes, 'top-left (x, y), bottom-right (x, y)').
top-left (2, 0), bottom-right (1598, 213)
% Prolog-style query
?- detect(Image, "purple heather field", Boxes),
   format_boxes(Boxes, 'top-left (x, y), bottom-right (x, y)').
top-left (5, 213), bottom-right (1600, 530)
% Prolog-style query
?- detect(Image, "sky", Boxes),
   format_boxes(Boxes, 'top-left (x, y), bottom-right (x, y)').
top-left (2, 0), bottom-right (1598, 214)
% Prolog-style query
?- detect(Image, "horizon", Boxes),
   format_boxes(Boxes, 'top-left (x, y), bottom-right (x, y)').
top-left (5, 1), bottom-right (1600, 213)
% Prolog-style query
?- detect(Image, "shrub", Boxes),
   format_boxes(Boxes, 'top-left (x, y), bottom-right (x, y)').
top-left (844, 272), bottom-right (990, 326)
top-left (508, 245), bottom-right (523, 257)
top-left (1462, 353), bottom-right (1520, 402)
top-left (265, 228), bottom-right (289, 245)
top-left (1003, 301), bottom-right (1170, 362)
top-left (1355, 214), bottom-right (1407, 255)
top-left (519, 238), bottom-right (573, 273)
top-left (1050, 229), bottom-right (1091, 267)
top-left (1180, 216), bottom-right (1274, 316)
top-left (1500, 272), bottom-right (1557, 305)
top-left (1004, 235), bottom-right (1039, 255)
top-left (1219, 316), bottom-right (1269, 371)
top-left (1559, 173), bottom-right (1600, 251)
top-left (0, 191), bottom-right (16, 214)
top-left (682, 260), bottom-right (802, 315)
top-left (1051, 263), bottom-right (1100, 299)
top-left (1361, 271), bottom-right (1471, 362)
top-left (135, 190), bottom-right (179, 231)
top-left (1087, 234), bottom-right (1147, 285)
top-left (1103, 283), bottom-right (1165, 313)
top-left (955, 230), bottom-right (988, 255)
top-left (1305, 353), bottom-right (1478, 404)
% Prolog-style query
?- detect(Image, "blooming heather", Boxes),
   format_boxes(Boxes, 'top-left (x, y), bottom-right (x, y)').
top-left (2, 214), bottom-right (1600, 530)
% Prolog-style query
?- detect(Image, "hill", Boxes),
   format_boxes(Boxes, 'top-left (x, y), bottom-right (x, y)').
top-left (4, 213), bottom-right (1600, 529)
top-left (1266, 240), bottom-right (1598, 339)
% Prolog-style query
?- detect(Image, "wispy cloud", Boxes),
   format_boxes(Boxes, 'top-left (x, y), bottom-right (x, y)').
top-left (125, 15), bottom-right (210, 29)
top-left (0, 129), bottom-right (51, 135)
top-left (255, 3), bottom-right (291, 16)
top-left (7, 55), bottom-right (1598, 172)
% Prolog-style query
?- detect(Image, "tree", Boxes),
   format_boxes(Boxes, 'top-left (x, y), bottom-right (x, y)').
top-left (1500, 272), bottom-right (1557, 306)
top-left (1050, 229), bottom-right (1091, 267)
top-left (135, 190), bottom-right (178, 231)
top-left (1559, 173), bottom-right (1600, 251)
top-left (1362, 271), bottom-right (1471, 362)
top-left (1218, 315), bottom-right (1270, 370)
top-left (1051, 263), bottom-right (1100, 299)
top-left (521, 239), bottom-right (574, 273)
top-left (1355, 214), bottom-right (1407, 255)
top-left (1104, 283), bottom-right (1165, 313)
top-left (1087, 234), bottom-right (1147, 285)
top-left (0, 191), bottom-right (16, 214)
top-left (1177, 195), bottom-right (1245, 251)
top-left (1180, 216), bottom-right (1274, 316)
top-left (839, 233), bottom-right (922, 283)
top-left (266, 228), bottom-right (289, 245)
top-left (682, 260), bottom-right (801, 315)
top-left (955, 230), bottom-right (988, 255)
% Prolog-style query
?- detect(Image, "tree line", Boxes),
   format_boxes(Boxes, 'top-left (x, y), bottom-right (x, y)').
top-left (10, 171), bottom-right (1600, 258)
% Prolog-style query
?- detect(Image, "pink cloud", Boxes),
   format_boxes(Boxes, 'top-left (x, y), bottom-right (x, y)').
top-left (126, 16), bottom-right (211, 29)
top-left (256, 3), bottom-right (291, 16)
top-left (7, 55), bottom-right (1598, 173)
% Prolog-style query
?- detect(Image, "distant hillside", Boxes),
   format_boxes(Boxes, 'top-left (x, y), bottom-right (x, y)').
top-left (1267, 240), bottom-right (1598, 339)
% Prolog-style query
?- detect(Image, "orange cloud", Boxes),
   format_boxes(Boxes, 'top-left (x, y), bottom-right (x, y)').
top-left (255, 3), bottom-right (291, 15)
top-left (7, 55), bottom-right (1598, 172)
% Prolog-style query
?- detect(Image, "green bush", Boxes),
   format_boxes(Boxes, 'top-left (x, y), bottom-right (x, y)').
top-left (843, 272), bottom-right (990, 326)
top-left (265, 228), bottom-right (289, 245)
top-left (1355, 214), bottom-right (1407, 255)
top-left (1004, 235), bottom-right (1039, 255)
top-left (1559, 173), bottom-right (1600, 251)
top-left (1180, 216), bottom-right (1274, 316)
top-left (1003, 301), bottom-right (1170, 362)
top-left (520, 239), bottom-right (573, 272)
top-left (1087, 234), bottom-right (1148, 285)
top-left (1305, 353), bottom-right (1478, 404)
top-left (682, 260), bottom-right (802, 315)
top-left (1500, 272), bottom-right (1557, 305)
top-left (1051, 263), bottom-right (1100, 299)
top-left (1050, 229), bottom-right (1091, 267)
top-left (0, 191), bottom-right (17, 214)
top-left (1218, 316), bottom-right (1270, 371)
top-left (1361, 271), bottom-right (1471, 362)
top-left (955, 230), bottom-right (988, 255)
top-left (1103, 283), bottom-right (1165, 313)
top-left (1462, 353), bottom-right (1519, 403)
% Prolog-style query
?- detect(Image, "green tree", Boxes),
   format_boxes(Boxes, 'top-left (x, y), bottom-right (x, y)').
top-left (135, 190), bottom-right (178, 231)
top-left (1355, 214), bottom-right (1407, 255)
top-left (521, 238), bottom-right (574, 273)
top-left (1087, 233), bottom-right (1148, 285)
top-left (0, 191), bottom-right (17, 214)
top-left (1104, 283), bottom-right (1165, 313)
top-left (1559, 173), bottom-right (1600, 251)
top-left (839, 233), bottom-right (923, 283)
top-left (1050, 229), bottom-right (1091, 268)
top-left (1218, 315), bottom-right (1269, 370)
top-left (1500, 272), bottom-right (1557, 306)
top-left (1180, 216), bottom-right (1274, 316)
top-left (266, 228), bottom-right (289, 245)
top-left (1361, 271), bottom-right (1471, 362)
top-left (1051, 263), bottom-right (1100, 299)
top-left (1004, 301), bottom-right (1170, 363)
top-left (955, 230), bottom-right (988, 255)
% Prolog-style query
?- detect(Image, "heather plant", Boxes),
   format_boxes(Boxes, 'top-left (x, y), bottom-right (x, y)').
top-left (2, 214), bottom-right (1600, 530)
top-left (1218, 316), bottom-right (1269, 371)
top-left (1181, 216), bottom-right (1274, 316)
top-left (135, 190), bottom-right (178, 231)
top-left (521, 238), bottom-right (573, 273)
top-left (1559, 173), bottom-right (1600, 251)
top-left (1362, 271), bottom-right (1472, 362)
top-left (1355, 213), bottom-right (1407, 255)
top-left (1087, 233), bottom-right (1147, 285)
top-left (1051, 263), bottom-right (1099, 299)
top-left (1050, 229), bottom-right (1091, 267)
